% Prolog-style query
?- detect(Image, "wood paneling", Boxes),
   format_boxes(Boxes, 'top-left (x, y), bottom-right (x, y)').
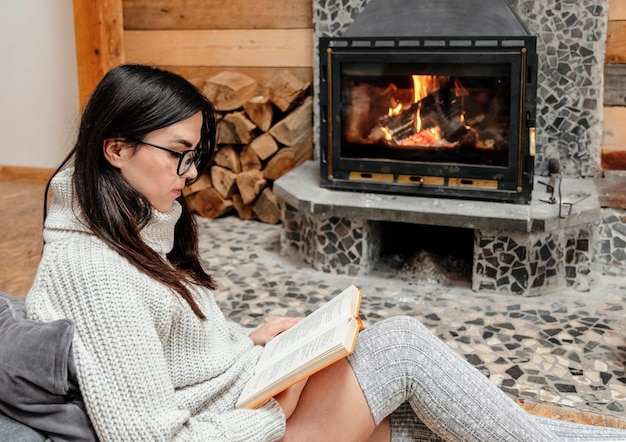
top-left (605, 64), bottom-right (626, 106)
top-left (603, 106), bottom-right (626, 153)
top-left (73, 0), bottom-right (125, 108)
top-left (124, 29), bottom-right (313, 68)
top-left (595, 170), bottom-right (626, 209)
top-left (603, 2), bottom-right (626, 168)
top-left (123, 0), bottom-right (312, 30)
top-left (606, 20), bottom-right (626, 63)
top-left (609, 1), bottom-right (626, 21)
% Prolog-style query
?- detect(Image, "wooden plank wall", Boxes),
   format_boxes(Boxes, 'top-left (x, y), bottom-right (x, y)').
top-left (122, 0), bottom-right (313, 91)
top-left (72, 0), bottom-right (125, 109)
top-left (603, 1), bottom-right (626, 170)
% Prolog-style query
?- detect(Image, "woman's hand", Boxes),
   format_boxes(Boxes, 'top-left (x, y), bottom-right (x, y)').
top-left (249, 317), bottom-right (299, 346)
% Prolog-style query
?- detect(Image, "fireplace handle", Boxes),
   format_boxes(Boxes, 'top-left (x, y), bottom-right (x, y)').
top-left (529, 127), bottom-right (536, 157)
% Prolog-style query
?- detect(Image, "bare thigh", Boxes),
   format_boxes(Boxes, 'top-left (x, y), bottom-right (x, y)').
top-left (281, 358), bottom-right (390, 442)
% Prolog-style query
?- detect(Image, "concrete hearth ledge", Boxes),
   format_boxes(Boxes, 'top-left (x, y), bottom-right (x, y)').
top-left (274, 161), bottom-right (601, 233)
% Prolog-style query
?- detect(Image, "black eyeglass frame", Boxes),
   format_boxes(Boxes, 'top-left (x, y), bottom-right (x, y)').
top-left (128, 137), bottom-right (202, 176)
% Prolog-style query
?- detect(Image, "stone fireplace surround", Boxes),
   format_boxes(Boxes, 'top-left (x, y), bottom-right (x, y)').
top-left (274, 0), bottom-right (626, 296)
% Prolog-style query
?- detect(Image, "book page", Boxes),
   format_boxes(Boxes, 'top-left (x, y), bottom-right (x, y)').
top-left (258, 285), bottom-right (357, 368)
top-left (238, 318), bottom-right (357, 407)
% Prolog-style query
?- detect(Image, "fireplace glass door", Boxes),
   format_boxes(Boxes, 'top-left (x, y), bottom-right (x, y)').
top-left (341, 61), bottom-right (511, 166)
top-left (319, 38), bottom-right (537, 204)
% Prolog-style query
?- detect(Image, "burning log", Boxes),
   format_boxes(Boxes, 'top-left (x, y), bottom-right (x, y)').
top-left (378, 102), bottom-right (419, 145)
top-left (378, 82), bottom-right (470, 146)
top-left (419, 84), bottom-right (468, 143)
top-left (342, 82), bottom-right (397, 143)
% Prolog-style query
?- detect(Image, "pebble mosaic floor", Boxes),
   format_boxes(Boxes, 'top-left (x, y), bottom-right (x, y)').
top-left (197, 215), bottom-right (626, 421)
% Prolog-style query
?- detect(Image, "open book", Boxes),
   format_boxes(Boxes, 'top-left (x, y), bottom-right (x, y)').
top-left (236, 285), bottom-right (363, 409)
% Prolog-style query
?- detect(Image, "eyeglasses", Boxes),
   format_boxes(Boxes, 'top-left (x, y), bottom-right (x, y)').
top-left (130, 138), bottom-right (202, 176)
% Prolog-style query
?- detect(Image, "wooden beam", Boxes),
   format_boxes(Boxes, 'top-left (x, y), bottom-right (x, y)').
top-left (602, 106), bottom-right (626, 152)
top-left (124, 29), bottom-right (313, 68)
top-left (123, 0), bottom-right (313, 30)
top-left (73, 0), bottom-right (125, 109)
top-left (609, 1), bottom-right (626, 21)
top-left (605, 64), bottom-right (626, 106)
top-left (606, 20), bottom-right (626, 63)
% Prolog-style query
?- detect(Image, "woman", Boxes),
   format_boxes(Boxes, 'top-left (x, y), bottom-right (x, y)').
top-left (26, 64), bottom-right (626, 441)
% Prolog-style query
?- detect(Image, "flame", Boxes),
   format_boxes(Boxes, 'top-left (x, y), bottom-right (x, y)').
top-left (416, 104), bottom-right (423, 133)
top-left (452, 77), bottom-right (468, 98)
top-left (388, 102), bottom-right (403, 116)
top-left (379, 74), bottom-right (474, 148)
top-left (412, 75), bottom-right (438, 102)
top-left (381, 126), bottom-right (392, 141)
top-left (412, 75), bottom-right (439, 136)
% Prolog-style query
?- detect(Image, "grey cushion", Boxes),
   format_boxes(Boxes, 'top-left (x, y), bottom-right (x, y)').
top-left (0, 412), bottom-right (49, 441)
top-left (0, 291), bottom-right (97, 441)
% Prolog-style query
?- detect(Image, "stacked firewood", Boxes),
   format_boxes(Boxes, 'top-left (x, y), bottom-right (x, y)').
top-left (183, 70), bottom-right (313, 224)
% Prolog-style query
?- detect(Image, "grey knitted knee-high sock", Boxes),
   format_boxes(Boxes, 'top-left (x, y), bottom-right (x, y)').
top-left (390, 402), bottom-right (444, 442)
top-left (388, 406), bottom-right (626, 442)
top-left (348, 316), bottom-right (556, 441)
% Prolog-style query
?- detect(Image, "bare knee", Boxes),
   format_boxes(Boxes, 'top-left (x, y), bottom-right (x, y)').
top-left (281, 359), bottom-right (378, 441)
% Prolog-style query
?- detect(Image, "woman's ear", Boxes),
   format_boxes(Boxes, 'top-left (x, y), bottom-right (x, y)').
top-left (103, 138), bottom-right (127, 168)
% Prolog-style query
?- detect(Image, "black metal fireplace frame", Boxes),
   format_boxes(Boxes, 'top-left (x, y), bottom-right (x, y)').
top-left (318, 35), bottom-right (538, 204)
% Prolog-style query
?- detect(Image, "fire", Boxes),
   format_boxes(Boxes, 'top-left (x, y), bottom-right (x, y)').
top-left (412, 75), bottom-right (439, 134)
top-left (412, 75), bottom-right (438, 102)
top-left (388, 102), bottom-right (403, 116)
top-left (378, 74), bottom-right (476, 149)
top-left (381, 126), bottom-right (392, 141)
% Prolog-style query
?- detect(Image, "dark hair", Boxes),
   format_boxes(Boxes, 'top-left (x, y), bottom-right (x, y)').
top-left (45, 64), bottom-right (217, 319)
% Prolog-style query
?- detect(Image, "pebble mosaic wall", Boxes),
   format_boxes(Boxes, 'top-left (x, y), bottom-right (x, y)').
top-left (281, 201), bottom-right (606, 296)
top-left (473, 225), bottom-right (595, 296)
top-left (594, 209), bottom-right (626, 277)
top-left (507, 0), bottom-right (608, 177)
top-left (280, 202), bottom-right (381, 276)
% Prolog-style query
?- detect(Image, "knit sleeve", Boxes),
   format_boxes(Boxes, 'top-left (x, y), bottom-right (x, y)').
top-left (27, 242), bottom-right (286, 442)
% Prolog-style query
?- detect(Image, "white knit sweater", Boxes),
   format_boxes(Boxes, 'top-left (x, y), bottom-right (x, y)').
top-left (26, 169), bottom-right (286, 441)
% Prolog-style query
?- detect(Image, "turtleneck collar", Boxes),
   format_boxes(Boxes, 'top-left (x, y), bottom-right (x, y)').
top-left (44, 168), bottom-right (182, 257)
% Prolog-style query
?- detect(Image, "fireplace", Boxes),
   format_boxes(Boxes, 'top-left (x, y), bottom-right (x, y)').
top-left (274, 0), bottom-right (613, 296)
top-left (318, 0), bottom-right (538, 204)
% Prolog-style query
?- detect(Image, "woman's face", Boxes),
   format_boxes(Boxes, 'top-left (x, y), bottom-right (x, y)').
top-left (116, 111), bottom-right (203, 213)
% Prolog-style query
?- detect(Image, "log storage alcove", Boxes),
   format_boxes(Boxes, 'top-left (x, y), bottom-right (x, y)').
top-left (183, 69), bottom-right (313, 224)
